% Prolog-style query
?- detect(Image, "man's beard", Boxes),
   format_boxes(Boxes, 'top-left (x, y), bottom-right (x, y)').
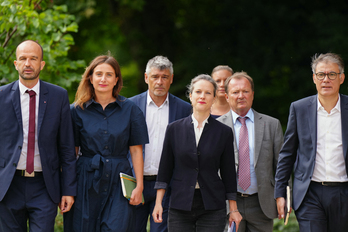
top-left (19, 69), bottom-right (41, 81)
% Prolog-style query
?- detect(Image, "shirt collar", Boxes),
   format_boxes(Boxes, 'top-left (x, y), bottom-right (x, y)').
top-left (191, 114), bottom-right (209, 127)
top-left (146, 91), bottom-right (169, 107)
top-left (317, 95), bottom-right (341, 113)
top-left (231, 108), bottom-right (254, 125)
top-left (85, 96), bottom-right (122, 109)
top-left (19, 80), bottom-right (40, 96)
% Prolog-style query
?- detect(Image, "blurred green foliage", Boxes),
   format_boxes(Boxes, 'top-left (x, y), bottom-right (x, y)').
top-left (53, 0), bottom-right (348, 126)
top-left (0, 0), bottom-right (85, 100)
top-left (273, 212), bottom-right (299, 232)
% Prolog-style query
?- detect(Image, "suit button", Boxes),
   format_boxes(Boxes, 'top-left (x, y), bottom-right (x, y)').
top-left (195, 168), bottom-right (199, 172)
top-left (197, 151), bottom-right (200, 156)
top-left (13, 163), bottom-right (17, 167)
top-left (18, 146), bottom-right (22, 149)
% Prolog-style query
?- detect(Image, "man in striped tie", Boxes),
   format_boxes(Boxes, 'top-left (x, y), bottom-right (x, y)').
top-left (218, 71), bottom-right (283, 232)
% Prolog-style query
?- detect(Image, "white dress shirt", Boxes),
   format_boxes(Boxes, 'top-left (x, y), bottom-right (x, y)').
top-left (17, 80), bottom-right (42, 171)
top-left (312, 96), bottom-right (348, 182)
top-left (191, 114), bottom-right (209, 147)
top-left (144, 92), bottom-right (169, 176)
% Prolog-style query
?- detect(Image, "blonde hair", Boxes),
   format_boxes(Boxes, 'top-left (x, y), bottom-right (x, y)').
top-left (74, 55), bottom-right (123, 109)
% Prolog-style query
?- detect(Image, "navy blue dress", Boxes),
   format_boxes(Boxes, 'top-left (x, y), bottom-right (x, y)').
top-left (69, 96), bottom-right (148, 232)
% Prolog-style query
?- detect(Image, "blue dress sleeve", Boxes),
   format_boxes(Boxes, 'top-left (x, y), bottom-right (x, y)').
top-left (128, 102), bottom-right (149, 146)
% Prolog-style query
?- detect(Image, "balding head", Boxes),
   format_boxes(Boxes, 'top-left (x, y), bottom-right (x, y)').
top-left (16, 40), bottom-right (44, 61)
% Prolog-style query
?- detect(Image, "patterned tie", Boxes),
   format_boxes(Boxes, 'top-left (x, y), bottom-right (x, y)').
top-left (26, 90), bottom-right (36, 174)
top-left (238, 117), bottom-right (250, 191)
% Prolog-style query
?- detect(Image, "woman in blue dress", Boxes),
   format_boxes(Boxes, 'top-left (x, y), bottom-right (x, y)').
top-left (68, 55), bottom-right (148, 231)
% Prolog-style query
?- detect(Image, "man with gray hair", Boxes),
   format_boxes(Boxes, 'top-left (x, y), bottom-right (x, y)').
top-left (275, 53), bottom-right (348, 231)
top-left (129, 55), bottom-right (191, 232)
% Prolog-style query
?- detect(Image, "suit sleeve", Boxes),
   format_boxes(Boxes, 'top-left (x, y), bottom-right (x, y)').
top-left (220, 127), bottom-right (237, 200)
top-left (154, 124), bottom-right (175, 190)
top-left (273, 119), bottom-right (284, 174)
top-left (59, 92), bottom-right (77, 196)
top-left (275, 103), bottom-right (298, 199)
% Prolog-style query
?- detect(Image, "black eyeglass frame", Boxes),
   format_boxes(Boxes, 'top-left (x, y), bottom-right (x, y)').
top-left (315, 72), bottom-right (341, 80)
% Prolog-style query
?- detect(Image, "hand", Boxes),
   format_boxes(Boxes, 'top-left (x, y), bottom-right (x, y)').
top-left (152, 203), bottom-right (163, 223)
top-left (129, 186), bottom-right (143, 205)
top-left (229, 210), bottom-right (242, 231)
top-left (276, 197), bottom-right (286, 219)
top-left (59, 196), bottom-right (74, 213)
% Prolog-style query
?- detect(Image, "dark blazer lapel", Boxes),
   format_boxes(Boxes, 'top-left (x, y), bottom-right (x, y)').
top-left (184, 116), bottom-right (198, 162)
top-left (253, 110), bottom-right (264, 166)
top-left (340, 94), bottom-right (348, 160)
top-left (308, 95), bottom-right (317, 156)
top-left (11, 81), bottom-right (23, 128)
top-left (197, 116), bottom-right (213, 147)
top-left (168, 93), bottom-right (176, 123)
top-left (38, 80), bottom-right (48, 136)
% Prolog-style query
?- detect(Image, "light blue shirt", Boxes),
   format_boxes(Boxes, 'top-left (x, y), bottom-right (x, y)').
top-left (231, 109), bottom-right (258, 194)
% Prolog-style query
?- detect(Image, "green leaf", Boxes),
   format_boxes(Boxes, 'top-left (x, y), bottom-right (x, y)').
top-left (52, 32), bottom-right (62, 42)
top-left (66, 22), bottom-right (78, 32)
top-left (53, 5), bottom-right (68, 13)
top-left (0, 1), bottom-right (11, 7)
top-left (32, 18), bottom-right (39, 28)
top-left (0, 64), bottom-right (10, 74)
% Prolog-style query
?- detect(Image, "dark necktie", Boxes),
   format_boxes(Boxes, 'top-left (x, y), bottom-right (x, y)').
top-left (238, 117), bottom-right (250, 191)
top-left (26, 90), bottom-right (36, 174)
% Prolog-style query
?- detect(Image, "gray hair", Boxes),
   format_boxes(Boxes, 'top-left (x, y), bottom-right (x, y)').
top-left (145, 55), bottom-right (173, 75)
top-left (224, 71), bottom-right (254, 93)
top-left (186, 74), bottom-right (218, 98)
top-left (211, 65), bottom-right (233, 76)
top-left (311, 53), bottom-right (344, 74)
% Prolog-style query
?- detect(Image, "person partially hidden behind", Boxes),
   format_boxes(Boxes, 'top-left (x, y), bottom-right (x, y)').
top-left (129, 55), bottom-right (191, 232)
top-left (0, 40), bottom-right (76, 232)
top-left (210, 65), bottom-right (233, 118)
top-left (275, 53), bottom-right (348, 232)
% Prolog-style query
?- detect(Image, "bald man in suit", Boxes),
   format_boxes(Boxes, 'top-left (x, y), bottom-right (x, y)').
top-left (0, 40), bottom-right (76, 232)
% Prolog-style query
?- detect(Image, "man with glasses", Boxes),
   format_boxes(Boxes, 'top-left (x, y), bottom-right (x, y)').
top-left (275, 53), bottom-right (348, 231)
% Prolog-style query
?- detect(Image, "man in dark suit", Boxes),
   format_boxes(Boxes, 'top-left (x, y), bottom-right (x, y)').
top-left (275, 53), bottom-right (348, 232)
top-left (129, 55), bottom-right (191, 232)
top-left (217, 72), bottom-right (283, 232)
top-left (0, 40), bottom-right (76, 232)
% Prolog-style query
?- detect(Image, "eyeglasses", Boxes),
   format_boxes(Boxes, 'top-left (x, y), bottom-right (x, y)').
top-left (315, 72), bottom-right (341, 80)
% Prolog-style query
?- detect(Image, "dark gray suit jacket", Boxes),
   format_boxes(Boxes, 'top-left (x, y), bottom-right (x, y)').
top-left (218, 109), bottom-right (283, 219)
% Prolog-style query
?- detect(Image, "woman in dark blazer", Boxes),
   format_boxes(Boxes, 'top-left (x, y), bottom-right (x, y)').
top-left (152, 74), bottom-right (242, 231)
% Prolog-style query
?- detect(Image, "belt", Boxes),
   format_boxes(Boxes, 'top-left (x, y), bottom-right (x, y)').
top-left (144, 175), bottom-right (157, 181)
top-left (15, 170), bottom-right (43, 177)
top-left (237, 192), bottom-right (257, 197)
top-left (314, 181), bottom-right (348, 187)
